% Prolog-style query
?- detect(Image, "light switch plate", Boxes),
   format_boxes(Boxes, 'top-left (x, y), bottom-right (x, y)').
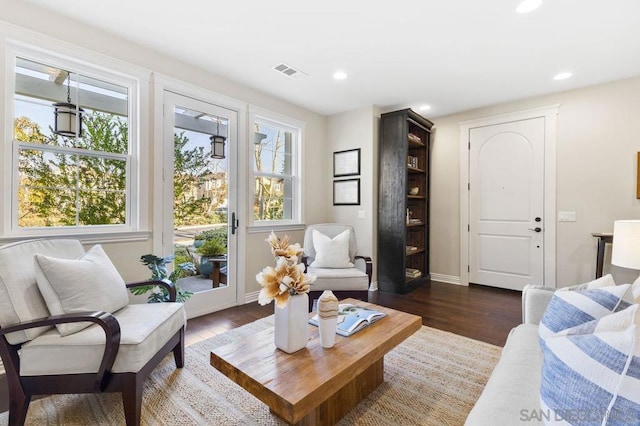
top-left (558, 211), bottom-right (576, 222)
top-left (358, 210), bottom-right (366, 219)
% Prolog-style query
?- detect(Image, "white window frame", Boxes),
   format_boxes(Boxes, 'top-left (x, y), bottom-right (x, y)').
top-left (249, 108), bottom-right (304, 230)
top-left (1, 39), bottom-right (151, 243)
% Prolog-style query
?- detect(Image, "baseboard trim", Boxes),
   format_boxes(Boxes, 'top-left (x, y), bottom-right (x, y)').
top-left (431, 273), bottom-right (466, 286)
top-left (245, 290), bottom-right (260, 304)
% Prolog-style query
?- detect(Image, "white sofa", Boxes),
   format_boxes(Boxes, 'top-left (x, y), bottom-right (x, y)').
top-left (466, 285), bottom-right (556, 425)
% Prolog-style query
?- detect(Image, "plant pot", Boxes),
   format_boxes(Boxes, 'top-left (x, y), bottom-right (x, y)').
top-left (274, 293), bottom-right (309, 354)
top-left (199, 258), bottom-right (213, 277)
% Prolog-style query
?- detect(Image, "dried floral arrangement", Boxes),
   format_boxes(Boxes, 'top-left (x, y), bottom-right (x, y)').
top-left (256, 231), bottom-right (316, 307)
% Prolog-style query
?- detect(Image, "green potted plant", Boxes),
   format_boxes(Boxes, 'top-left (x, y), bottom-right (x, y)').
top-left (129, 254), bottom-right (195, 303)
top-left (196, 238), bottom-right (227, 277)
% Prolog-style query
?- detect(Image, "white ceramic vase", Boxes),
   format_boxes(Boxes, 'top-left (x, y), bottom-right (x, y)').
top-left (274, 293), bottom-right (309, 354)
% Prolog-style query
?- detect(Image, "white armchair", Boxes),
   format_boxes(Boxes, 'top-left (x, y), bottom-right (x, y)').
top-left (302, 224), bottom-right (372, 307)
top-left (0, 239), bottom-right (186, 426)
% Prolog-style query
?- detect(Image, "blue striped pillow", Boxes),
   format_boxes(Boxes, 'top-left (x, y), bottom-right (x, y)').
top-left (539, 284), bottom-right (633, 341)
top-left (540, 304), bottom-right (640, 425)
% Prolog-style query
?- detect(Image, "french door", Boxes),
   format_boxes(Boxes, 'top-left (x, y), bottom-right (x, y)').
top-left (162, 91), bottom-right (238, 318)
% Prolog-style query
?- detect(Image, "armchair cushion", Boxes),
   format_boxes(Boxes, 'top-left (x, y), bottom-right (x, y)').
top-left (303, 223), bottom-right (357, 263)
top-left (34, 244), bottom-right (129, 336)
top-left (306, 266), bottom-right (369, 291)
top-left (0, 239), bottom-right (86, 345)
top-left (310, 229), bottom-right (354, 269)
top-left (19, 302), bottom-right (185, 375)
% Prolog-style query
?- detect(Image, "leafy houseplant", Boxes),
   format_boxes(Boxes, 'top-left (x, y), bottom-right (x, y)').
top-left (196, 238), bottom-right (227, 277)
top-left (196, 238), bottom-right (226, 257)
top-left (130, 254), bottom-right (195, 303)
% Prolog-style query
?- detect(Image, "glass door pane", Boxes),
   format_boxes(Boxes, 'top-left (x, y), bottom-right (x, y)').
top-left (163, 92), bottom-right (237, 317)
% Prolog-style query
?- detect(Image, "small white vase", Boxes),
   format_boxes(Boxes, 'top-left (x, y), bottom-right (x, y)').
top-left (274, 293), bottom-right (309, 354)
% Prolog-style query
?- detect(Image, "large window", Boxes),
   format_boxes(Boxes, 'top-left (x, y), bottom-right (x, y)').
top-left (252, 116), bottom-right (301, 224)
top-left (8, 52), bottom-right (139, 236)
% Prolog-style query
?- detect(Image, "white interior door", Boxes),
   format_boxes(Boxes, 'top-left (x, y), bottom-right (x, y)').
top-left (163, 91), bottom-right (238, 318)
top-left (468, 117), bottom-right (545, 290)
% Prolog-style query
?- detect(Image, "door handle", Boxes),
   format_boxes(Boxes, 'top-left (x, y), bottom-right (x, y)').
top-left (528, 227), bottom-right (542, 233)
top-left (231, 212), bottom-right (239, 235)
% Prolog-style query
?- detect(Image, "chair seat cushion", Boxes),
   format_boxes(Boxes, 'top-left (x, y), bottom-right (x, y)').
top-left (307, 267), bottom-right (369, 291)
top-left (19, 302), bottom-right (185, 376)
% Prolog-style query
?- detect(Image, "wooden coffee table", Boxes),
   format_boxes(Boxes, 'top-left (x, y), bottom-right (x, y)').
top-left (210, 299), bottom-right (421, 425)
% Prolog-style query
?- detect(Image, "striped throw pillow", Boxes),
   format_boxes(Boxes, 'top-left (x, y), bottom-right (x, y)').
top-left (539, 284), bottom-right (633, 341)
top-left (540, 304), bottom-right (640, 425)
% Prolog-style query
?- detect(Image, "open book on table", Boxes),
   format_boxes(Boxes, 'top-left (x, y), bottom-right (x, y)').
top-left (309, 303), bottom-right (387, 337)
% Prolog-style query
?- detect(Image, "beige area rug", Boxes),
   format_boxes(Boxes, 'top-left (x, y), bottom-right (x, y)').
top-left (1, 317), bottom-right (502, 425)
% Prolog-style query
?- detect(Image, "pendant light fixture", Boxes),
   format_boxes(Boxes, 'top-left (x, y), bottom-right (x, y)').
top-left (210, 117), bottom-right (226, 159)
top-left (53, 71), bottom-right (84, 137)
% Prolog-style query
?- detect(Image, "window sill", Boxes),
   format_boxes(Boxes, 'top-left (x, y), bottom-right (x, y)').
top-left (0, 230), bottom-right (151, 245)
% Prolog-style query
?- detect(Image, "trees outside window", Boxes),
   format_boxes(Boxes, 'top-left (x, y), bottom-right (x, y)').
top-left (12, 55), bottom-right (133, 231)
top-left (253, 117), bottom-right (300, 223)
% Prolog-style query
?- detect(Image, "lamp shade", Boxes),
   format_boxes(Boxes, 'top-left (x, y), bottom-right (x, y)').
top-left (611, 220), bottom-right (640, 270)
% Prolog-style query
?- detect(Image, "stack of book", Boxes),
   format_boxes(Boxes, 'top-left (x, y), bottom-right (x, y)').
top-left (408, 218), bottom-right (422, 225)
top-left (406, 268), bottom-right (422, 279)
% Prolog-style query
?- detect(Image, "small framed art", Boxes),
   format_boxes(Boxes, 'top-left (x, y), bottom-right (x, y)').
top-left (333, 148), bottom-right (361, 177)
top-left (333, 178), bottom-right (360, 205)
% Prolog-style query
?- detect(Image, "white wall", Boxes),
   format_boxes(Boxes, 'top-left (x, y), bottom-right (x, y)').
top-left (0, 2), bottom-right (329, 292)
top-left (327, 106), bottom-right (379, 283)
top-left (430, 76), bottom-right (640, 287)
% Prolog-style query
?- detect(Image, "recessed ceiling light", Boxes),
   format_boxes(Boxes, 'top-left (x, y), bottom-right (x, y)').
top-left (516, 0), bottom-right (543, 14)
top-left (419, 105), bottom-right (431, 111)
top-left (332, 71), bottom-right (348, 80)
top-left (553, 72), bottom-right (573, 81)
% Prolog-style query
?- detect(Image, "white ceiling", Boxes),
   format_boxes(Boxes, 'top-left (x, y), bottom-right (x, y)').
top-left (23, 0), bottom-right (640, 117)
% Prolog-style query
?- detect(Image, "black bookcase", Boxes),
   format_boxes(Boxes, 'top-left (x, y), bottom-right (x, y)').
top-left (378, 109), bottom-right (434, 293)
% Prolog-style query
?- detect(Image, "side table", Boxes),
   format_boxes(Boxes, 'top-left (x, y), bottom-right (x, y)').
top-left (206, 255), bottom-right (227, 288)
top-left (591, 233), bottom-right (613, 279)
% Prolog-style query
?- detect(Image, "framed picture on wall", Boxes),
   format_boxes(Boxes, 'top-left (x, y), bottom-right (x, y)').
top-left (333, 178), bottom-right (360, 205)
top-left (333, 148), bottom-right (361, 177)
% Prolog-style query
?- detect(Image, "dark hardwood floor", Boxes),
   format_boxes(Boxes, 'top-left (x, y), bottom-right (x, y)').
top-left (0, 281), bottom-right (521, 414)
top-left (186, 280), bottom-right (522, 347)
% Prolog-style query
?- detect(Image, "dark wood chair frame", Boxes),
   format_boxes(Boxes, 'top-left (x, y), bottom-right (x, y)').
top-left (303, 255), bottom-right (373, 309)
top-left (0, 280), bottom-right (185, 426)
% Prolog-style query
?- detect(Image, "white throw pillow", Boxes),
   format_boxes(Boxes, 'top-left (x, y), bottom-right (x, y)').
top-left (632, 274), bottom-right (640, 302)
top-left (310, 229), bottom-right (354, 269)
top-left (540, 304), bottom-right (640, 425)
top-left (556, 273), bottom-right (616, 291)
top-left (35, 244), bottom-right (129, 336)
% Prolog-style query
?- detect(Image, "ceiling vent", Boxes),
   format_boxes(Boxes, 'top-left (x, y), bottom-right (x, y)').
top-left (272, 63), bottom-right (307, 79)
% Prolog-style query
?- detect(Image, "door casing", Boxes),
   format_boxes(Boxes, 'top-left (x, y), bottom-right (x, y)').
top-left (459, 105), bottom-right (559, 288)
